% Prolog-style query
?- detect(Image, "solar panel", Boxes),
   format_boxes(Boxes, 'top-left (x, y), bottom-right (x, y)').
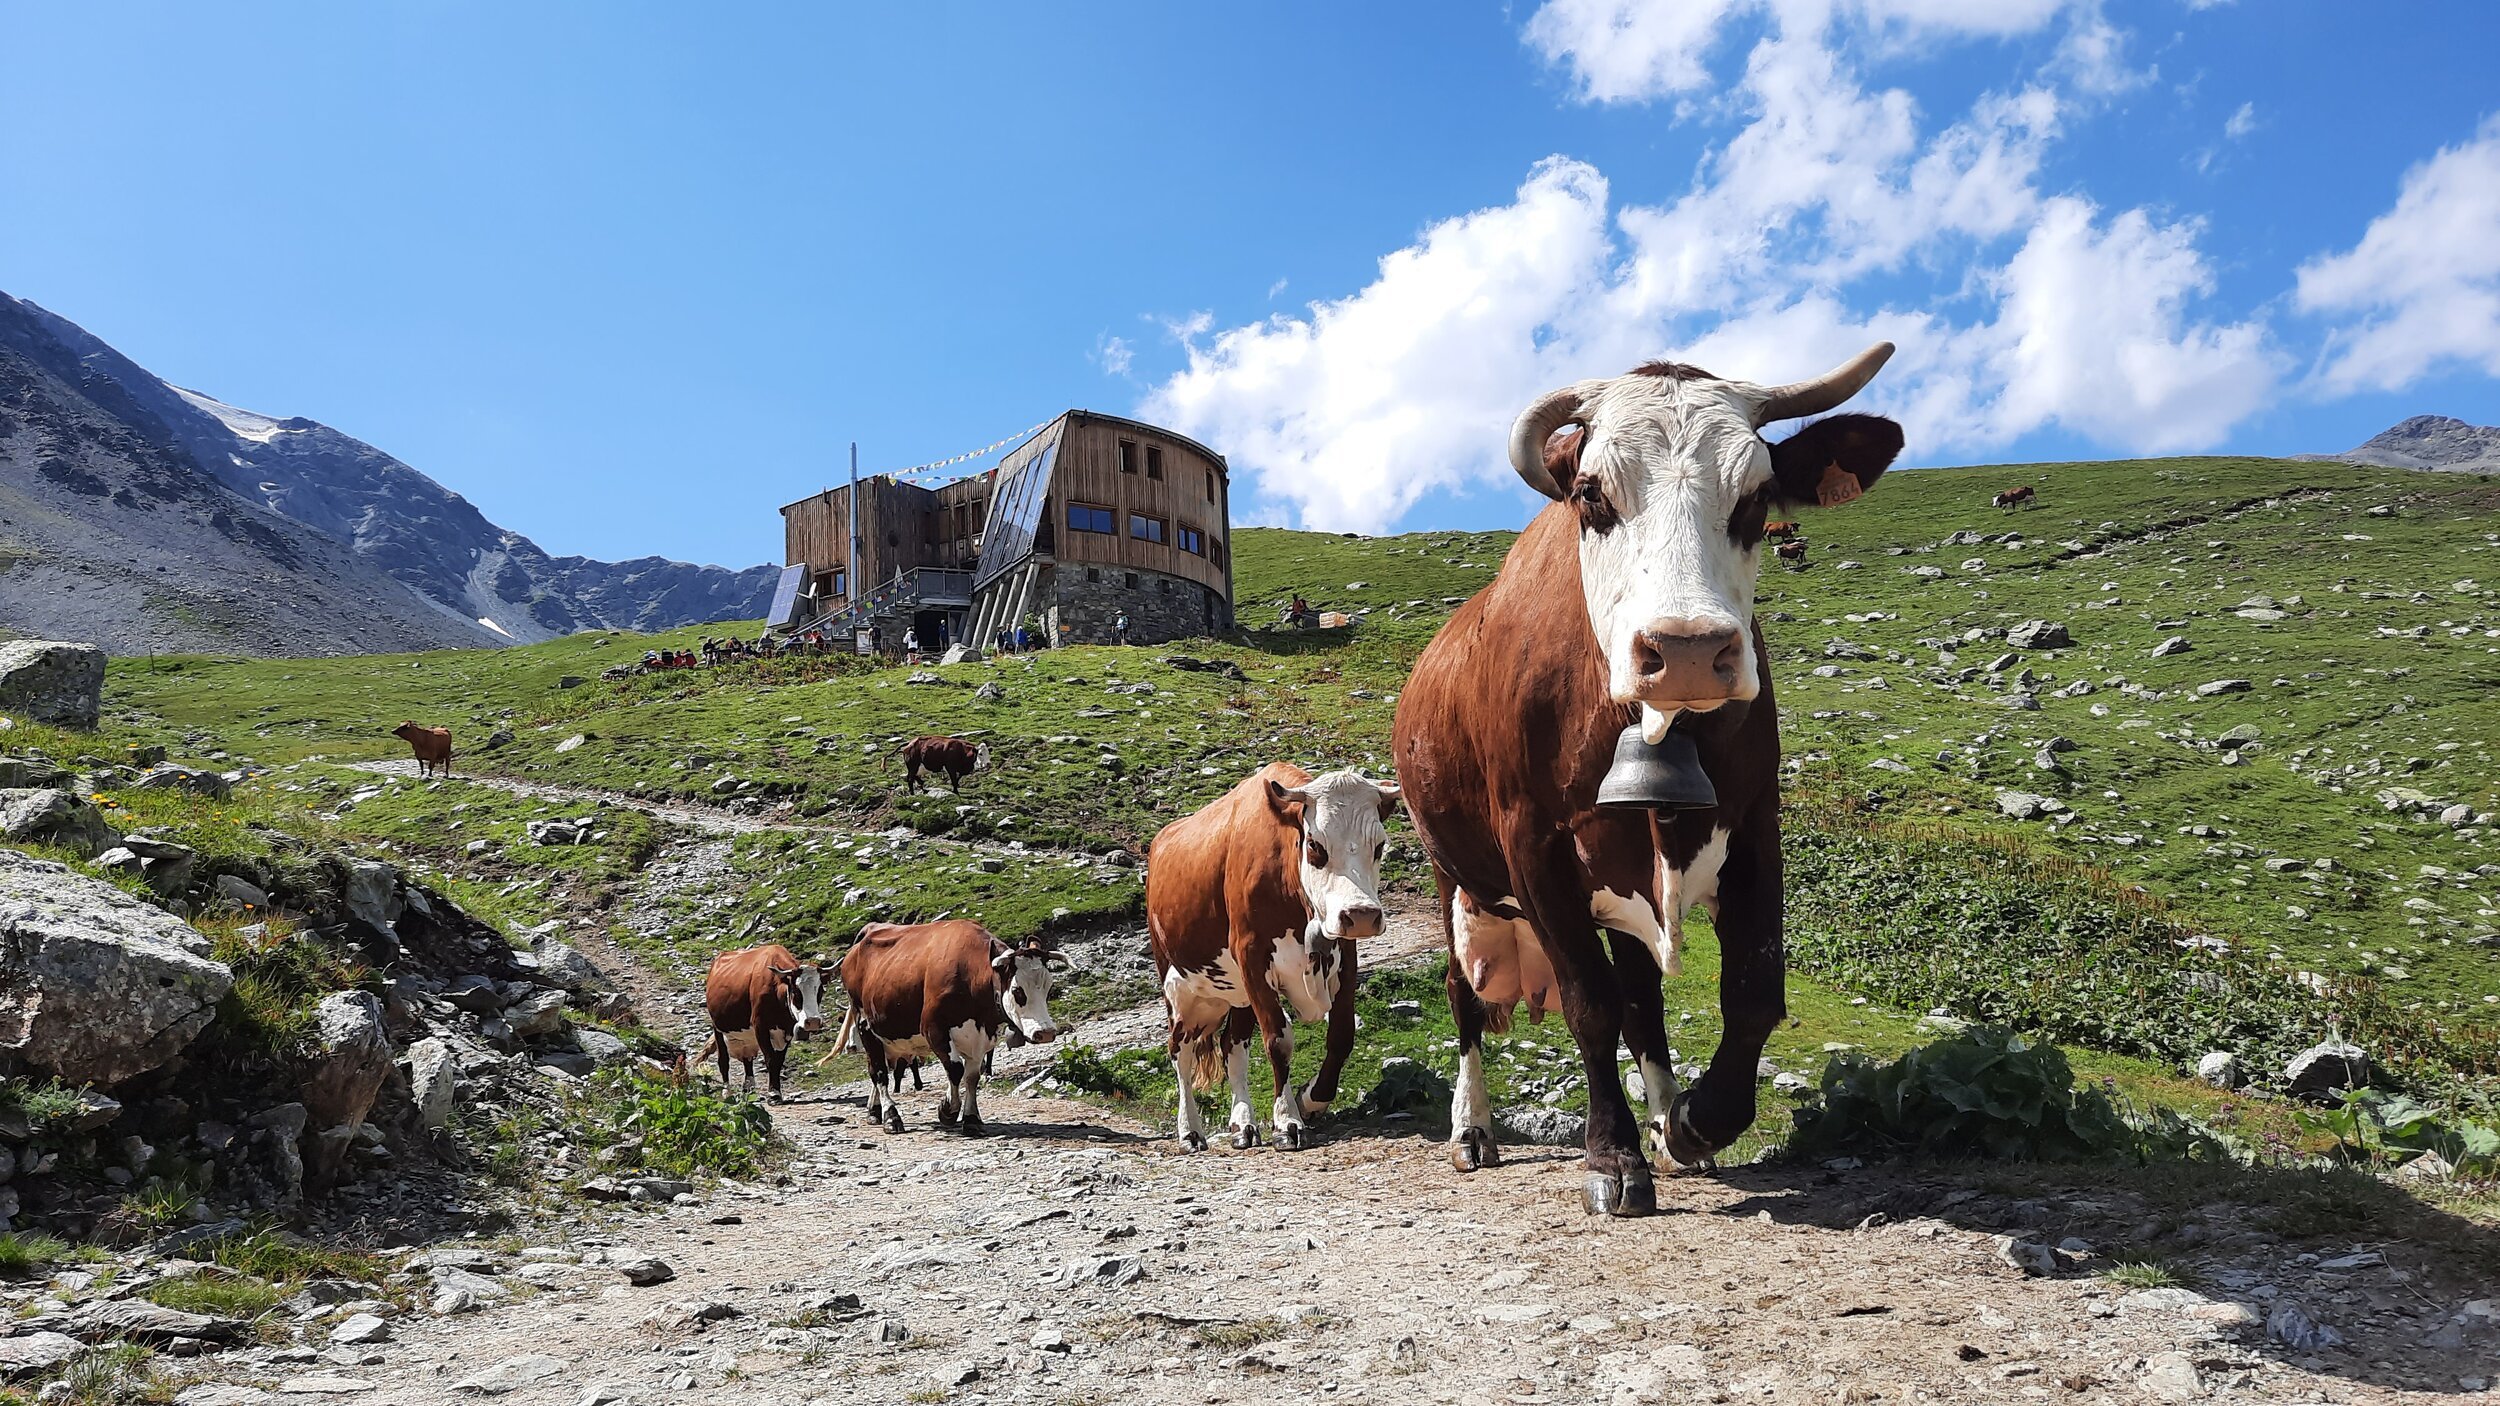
top-left (972, 421), bottom-right (1065, 594)
top-left (764, 563), bottom-right (809, 628)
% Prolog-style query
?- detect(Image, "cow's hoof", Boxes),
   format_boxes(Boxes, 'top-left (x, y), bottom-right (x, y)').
top-left (1661, 1090), bottom-right (1719, 1171)
top-left (1449, 1127), bottom-right (1500, 1172)
top-left (1180, 1131), bottom-right (1207, 1153)
top-left (1275, 1123), bottom-right (1307, 1151)
top-left (936, 1102), bottom-right (959, 1126)
top-left (882, 1113), bottom-right (905, 1134)
top-left (960, 1117), bottom-right (985, 1137)
top-left (1231, 1126), bottom-right (1261, 1151)
top-left (1581, 1164), bottom-right (1658, 1218)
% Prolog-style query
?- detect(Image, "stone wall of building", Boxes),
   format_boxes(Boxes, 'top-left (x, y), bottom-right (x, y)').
top-left (1048, 564), bottom-right (1228, 646)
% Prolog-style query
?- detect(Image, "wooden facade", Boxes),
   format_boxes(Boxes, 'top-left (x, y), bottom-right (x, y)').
top-left (776, 410), bottom-right (1231, 647)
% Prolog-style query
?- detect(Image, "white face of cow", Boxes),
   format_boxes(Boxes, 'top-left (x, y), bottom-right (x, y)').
top-left (991, 949), bottom-right (1061, 1043)
top-left (1269, 770), bottom-right (1401, 941)
top-left (1511, 345), bottom-right (1900, 743)
top-left (777, 965), bottom-right (827, 1036)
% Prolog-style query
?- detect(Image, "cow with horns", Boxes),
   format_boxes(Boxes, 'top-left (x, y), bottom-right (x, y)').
top-left (1392, 344), bottom-right (1903, 1216)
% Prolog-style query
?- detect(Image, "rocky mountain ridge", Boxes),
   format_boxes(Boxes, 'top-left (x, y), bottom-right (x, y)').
top-left (0, 292), bottom-right (777, 655)
top-left (2302, 413), bottom-right (2500, 474)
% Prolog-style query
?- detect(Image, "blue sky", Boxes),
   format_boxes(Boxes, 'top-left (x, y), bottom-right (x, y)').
top-left (3, 2), bottom-right (2495, 566)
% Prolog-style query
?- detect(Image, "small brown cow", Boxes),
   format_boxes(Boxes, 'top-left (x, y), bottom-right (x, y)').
top-left (1763, 521), bottom-right (1802, 543)
top-left (699, 943), bottom-right (828, 1103)
top-left (1145, 763), bottom-right (1400, 1151)
top-left (899, 736), bottom-right (984, 793)
top-left (391, 722), bottom-right (453, 778)
top-left (1994, 484), bottom-right (2037, 509)
top-left (1775, 540), bottom-right (1809, 564)
top-left (834, 920), bottom-right (1063, 1135)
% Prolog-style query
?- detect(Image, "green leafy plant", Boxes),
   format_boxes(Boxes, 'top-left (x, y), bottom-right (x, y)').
top-left (0, 1077), bottom-right (90, 1132)
top-left (588, 1068), bottom-right (781, 1178)
top-left (1790, 1025), bottom-right (2137, 1162)
top-left (2293, 1088), bottom-right (2500, 1174)
top-left (1044, 1042), bottom-right (1162, 1099)
top-left (200, 917), bottom-right (372, 1061)
top-left (141, 1273), bottom-right (283, 1319)
top-left (0, 1232), bottom-right (75, 1278)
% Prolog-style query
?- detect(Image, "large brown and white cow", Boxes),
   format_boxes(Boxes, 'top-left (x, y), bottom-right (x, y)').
top-left (700, 943), bottom-right (829, 1103)
top-left (1391, 345), bottom-right (1902, 1217)
top-left (1145, 763), bottom-right (1400, 1151)
top-left (833, 920), bottom-right (1062, 1135)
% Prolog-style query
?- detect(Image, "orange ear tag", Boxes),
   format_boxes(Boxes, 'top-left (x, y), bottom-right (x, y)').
top-left (1816, 462), bottom-right (1863, 507)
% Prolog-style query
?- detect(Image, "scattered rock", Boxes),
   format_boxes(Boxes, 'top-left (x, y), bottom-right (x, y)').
top-left (63, 1298), bottom-right (243, 1344)
top-left (1991, 1236), bottom-right (2060, 1276)
top-left (2005, 620), bottom-right (2069, 649)
top-left (300, 992), bottom-right (393, 1180)
top-left (1495, 1106), bottom-right (1587, 1147)
top-left (615, 1255), bottom-right (676, 1286)
top-left (0, 787), bottom-right (118, 858)
top-left (0, 1331), bottom-right (82, 1379)
top-left (2284, 1040), bottom-right (2371, 1099)
top-left (0, 848), bottom-right (232, 1086)
top-left (1994, 791), bottom-right (2064, 821)
top-left (2194, 1052), bottom-right (2243, 1089)
top-left (328, 1314), bottom-right (392, 1345)
top-left (2195, 678), bottom-right (2253, 697)
top-left (2150, 635), bottom-right (2192, 657)
top-left (2141, 1350), bottom-right (2203, 1402)
top-left (0, 641), bottom-right (105, 728)
top-left (450, 1355), bottom-right (567, 1396)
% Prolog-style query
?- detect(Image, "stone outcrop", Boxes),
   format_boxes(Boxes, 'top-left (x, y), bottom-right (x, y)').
top-left (0, 848), bottom-right (232, 1086)
top-left (0, 642), bottom-right (105, 729)
top-left (299, 991), bottom-right (392, 1182)
top-left (0, 788), bottom-right (119, 859)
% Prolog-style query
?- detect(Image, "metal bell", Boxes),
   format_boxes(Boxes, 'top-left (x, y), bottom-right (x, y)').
top-left (1594, 719), bottom-right (1717, 811)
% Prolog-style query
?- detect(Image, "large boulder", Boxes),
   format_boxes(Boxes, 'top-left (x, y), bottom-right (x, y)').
top-left (0, 848), bottom-right (231, 1086)
top-left (298, 992), bottom-right (391, 1180)
top-left (0, 788), bottom-right (119, 859)
top-left (532, 934), bottom-right (612, 994)
top-left (0, 642), bottom-right (105, 730)
top-left (404, 1037), bottom-right (457, 1131)
top-left (342, 862), bottom-right (403, 939)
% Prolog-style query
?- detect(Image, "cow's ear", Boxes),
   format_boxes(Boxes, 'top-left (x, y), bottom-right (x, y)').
top-left (770, 965), bottom-right (797, 981)
top-left (1769, 414), bottom-right (1902, 508)
top-left (1524, 425), bottom-right (1587, 500)
top-left (1373, 783), bottom-right (1403, 820)
top-left (1264, 779), bottom-right (1308, 820)
top-left (991, 949), bottom-right (1017, 983)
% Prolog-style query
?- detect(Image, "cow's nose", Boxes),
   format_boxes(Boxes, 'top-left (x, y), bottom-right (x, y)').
top-left (1630, 620), bottom-right (1743, 703)
top-left (1338, 904), bottom-right (1385, 939)
top-left (1029, 1025), bottom-right (1060, 1043)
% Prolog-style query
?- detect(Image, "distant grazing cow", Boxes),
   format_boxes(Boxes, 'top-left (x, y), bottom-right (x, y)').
top-left (1775, 540), bottom-right (1809, 565)
top-left (1763, 521), bottom-right (1802, 543)
top-left (700, 943), bottom-right (828, 1103)
top-left (1145, 763), bottom-right (1400, 1150)
top-left (834, 920), bottom-right (1062, 1134)
top-left (1394, 344), bottom-right (1902, 1216)
top-left (900, 736), bottom-right (984, 793)
top-left (1993, 485), bottom-right (2036, 509)
top-left (391, 722), bottom-right (453, 778)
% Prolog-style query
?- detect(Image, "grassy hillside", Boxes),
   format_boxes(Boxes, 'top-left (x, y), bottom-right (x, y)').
top-left (69, 454), bottom-right (2500, 1101)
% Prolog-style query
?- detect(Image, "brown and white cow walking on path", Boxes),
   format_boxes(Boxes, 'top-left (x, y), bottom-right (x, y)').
top-left (392, 722), bottom-right (453, 778)
top-left (700, 943), bottom-right (829, 1103)
top-left (1145, 763), bottom-right (1400, 1151)
top-left (833, 920), bottom-right (1062, 1135)
top-left (899, 736), bottom-right (984, 794)
top-left (1392, 344), bottom-right (1902, 1217)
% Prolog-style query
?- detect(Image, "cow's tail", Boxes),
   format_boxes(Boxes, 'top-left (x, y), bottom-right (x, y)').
top-left (833, 997), bottom-right (860, 1054)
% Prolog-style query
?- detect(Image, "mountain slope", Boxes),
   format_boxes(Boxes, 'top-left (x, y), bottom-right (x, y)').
top-left (0, 292), bottom-right (777, 653)
top-left (0, 296), bottom-right (501, 656)
top-left (2303, 413), bottom-right (2500, 474)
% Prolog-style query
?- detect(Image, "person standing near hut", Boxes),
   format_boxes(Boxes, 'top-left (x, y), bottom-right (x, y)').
top-left (902, 627), bottom-right (920, 665)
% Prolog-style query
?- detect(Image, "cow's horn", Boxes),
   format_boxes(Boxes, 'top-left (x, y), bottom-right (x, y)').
top-left (1753, 342), bottom-right (1895, 425)
top-left (1509, 384), bottom-right (1593, 500)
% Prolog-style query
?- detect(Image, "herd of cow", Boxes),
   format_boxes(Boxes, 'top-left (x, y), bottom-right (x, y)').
top-left (376, 348), bottom-right (1919, 1214)
top-left (655, 344), bottom-right (1920, 1218)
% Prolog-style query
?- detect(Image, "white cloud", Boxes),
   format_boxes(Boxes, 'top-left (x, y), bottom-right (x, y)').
top-left (2296, 114), bottom-right (2500, 394)
top-left (1144, 160), bottom-right (1617, 532)
top-left (1094, 334), bottom-right (1134, 378)
top-left (1146, 1), bottom-right (2281, 531)
top-left (2223, 100), bottom-right (2256, 139)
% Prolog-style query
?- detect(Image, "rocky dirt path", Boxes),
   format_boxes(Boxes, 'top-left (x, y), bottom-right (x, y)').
top-left (174, 1083), bottom-right (2498, 1406)
top-left (346, 758), bottom-right (847, 838)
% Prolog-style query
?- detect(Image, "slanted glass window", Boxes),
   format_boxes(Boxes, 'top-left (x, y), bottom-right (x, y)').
top-left (1178, 525), bottom-right (1205, 556)
top-left (1146, 446), bottom-right (1165, 480)
top-left (1119, 440), bottom-right (1139, 475)
top-left (830, 566), bottom-right (847, 596)
top-left (1129, 514), bottom-right (1166, 544)
top-left (1069, 503), bottom-right (1116, 534)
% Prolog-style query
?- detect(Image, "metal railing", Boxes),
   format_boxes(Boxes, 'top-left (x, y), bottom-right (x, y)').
top-left (791, 567), bottom-right (974, 638)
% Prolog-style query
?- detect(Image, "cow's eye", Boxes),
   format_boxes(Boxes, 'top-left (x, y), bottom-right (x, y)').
top-left (1012, 989), bottom-right (1026, 1004)
top-left (1306, 842), bottom-right (1329, 868)
top-left (1570, 475), bottom-right (1618, 533)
